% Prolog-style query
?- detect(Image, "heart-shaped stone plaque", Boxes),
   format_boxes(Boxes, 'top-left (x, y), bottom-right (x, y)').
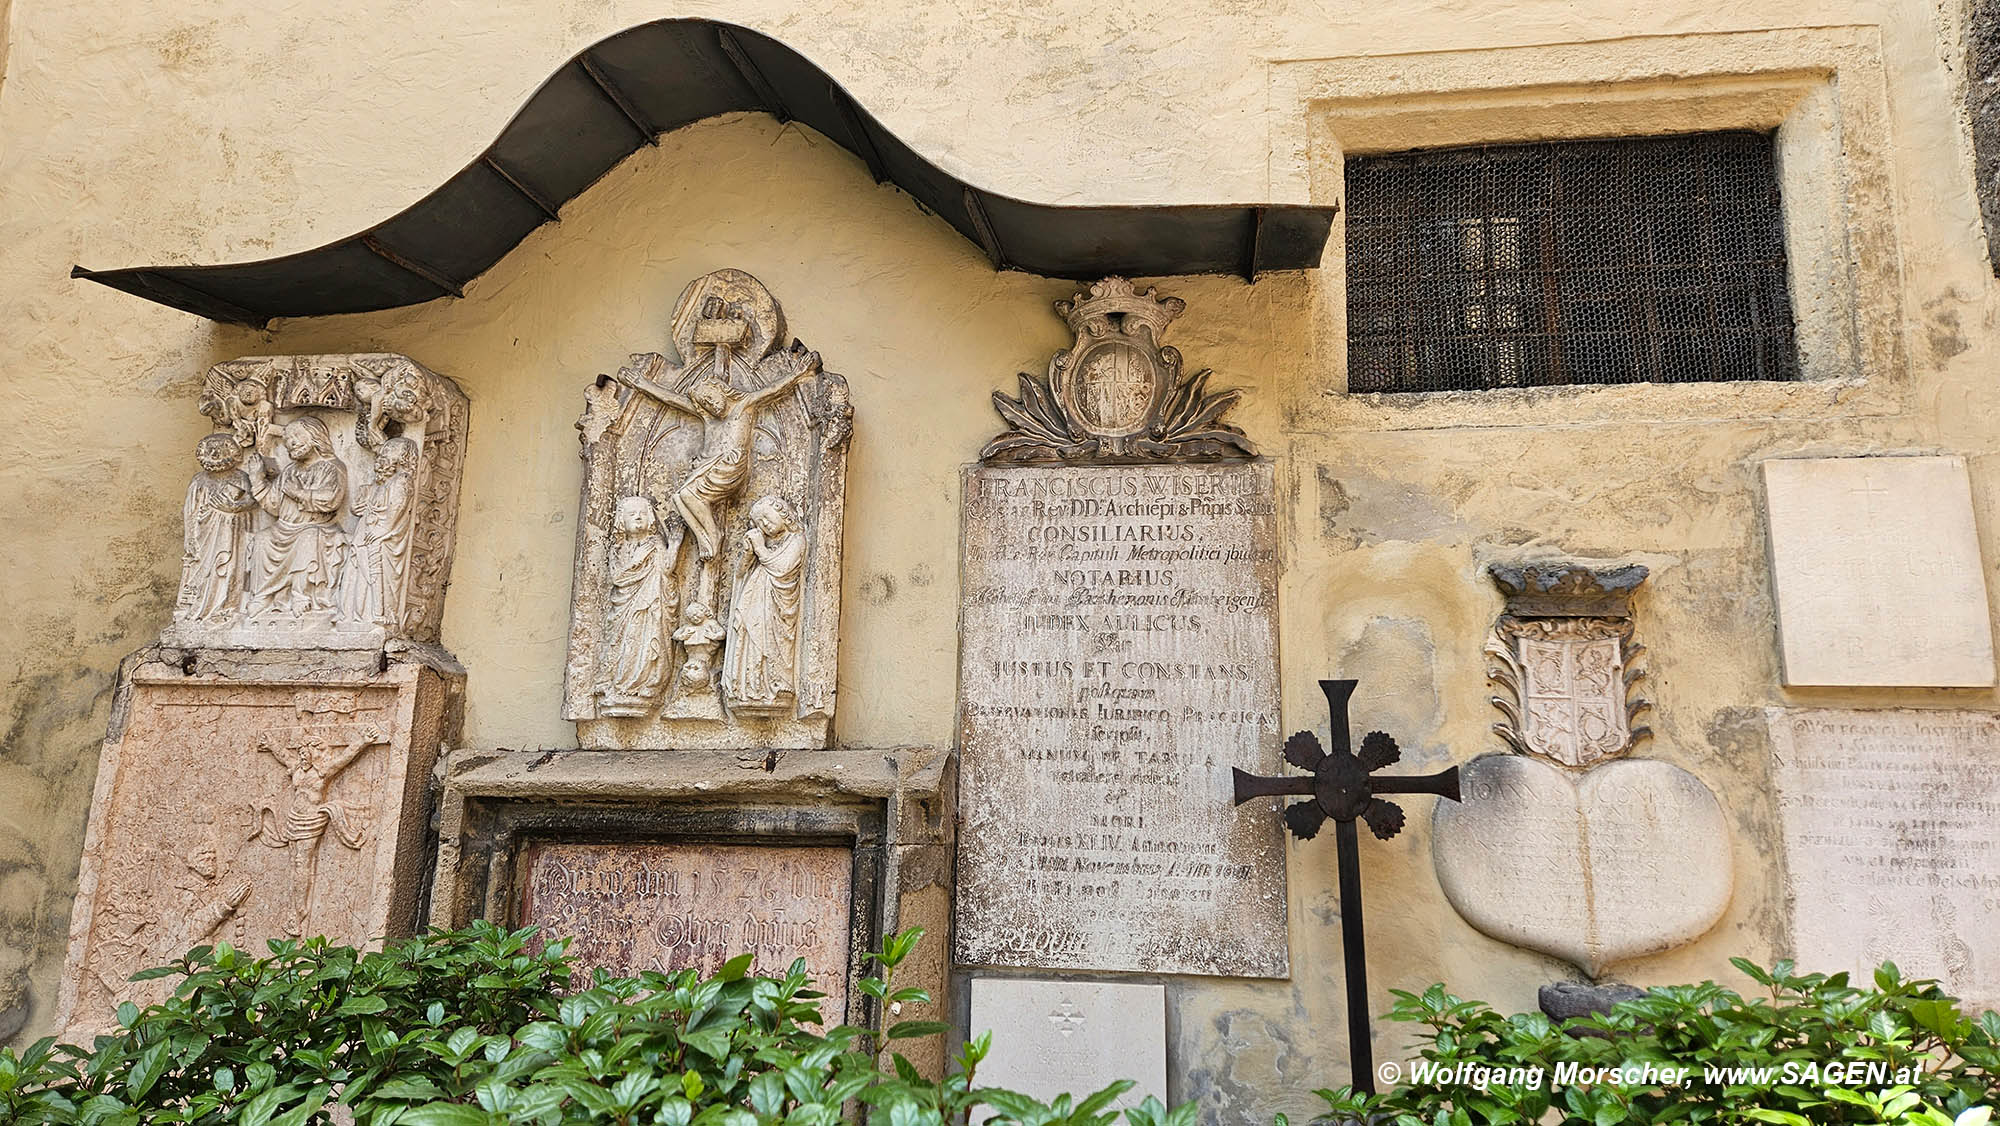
top-left (1432, 754), bottom-right (1732, 977)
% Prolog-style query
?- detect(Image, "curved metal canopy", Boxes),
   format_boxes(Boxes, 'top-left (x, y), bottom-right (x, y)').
top-left (72, 19), bottom-right (1335, 328)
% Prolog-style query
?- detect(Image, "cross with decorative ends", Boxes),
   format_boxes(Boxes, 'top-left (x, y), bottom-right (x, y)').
top-left (1231, 678), bottom-right (1463, 1095)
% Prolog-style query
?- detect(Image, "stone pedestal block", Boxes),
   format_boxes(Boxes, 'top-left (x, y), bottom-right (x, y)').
top-left (57, 647), bottom-right (463, 1036)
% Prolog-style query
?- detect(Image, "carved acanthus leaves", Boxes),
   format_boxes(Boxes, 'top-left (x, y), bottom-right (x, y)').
top-left (1485, 563), bottom-right (1652, 770)
top-left (981, 277), bottom-right (1255, 464)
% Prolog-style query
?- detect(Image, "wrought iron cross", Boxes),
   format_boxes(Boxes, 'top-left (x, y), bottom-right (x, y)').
top-left (1232, 679), bottom-right (1462, 1095)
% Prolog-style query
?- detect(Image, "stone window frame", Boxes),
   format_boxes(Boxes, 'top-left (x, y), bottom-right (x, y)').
top-left (1269, 26), bottom-right (1905, 431)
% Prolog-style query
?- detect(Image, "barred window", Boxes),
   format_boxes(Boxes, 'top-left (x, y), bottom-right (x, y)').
top-left (1344, 131), bottom-right (1800, 393)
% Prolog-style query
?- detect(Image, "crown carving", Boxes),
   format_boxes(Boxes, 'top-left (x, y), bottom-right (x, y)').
top-left (1489, 563), bottom-right (1648, 619)
top-left (1056, 277), bottom-right (1187, 343)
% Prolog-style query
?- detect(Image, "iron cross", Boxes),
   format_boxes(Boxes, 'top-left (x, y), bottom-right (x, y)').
top-left (1231, 678), bottom-right (1462, 1095)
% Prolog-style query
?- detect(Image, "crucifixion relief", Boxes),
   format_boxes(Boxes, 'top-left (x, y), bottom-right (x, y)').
top-left (563, 269), bottom-right (851, 749)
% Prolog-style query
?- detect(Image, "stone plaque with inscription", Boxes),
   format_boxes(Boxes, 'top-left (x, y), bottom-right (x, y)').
top-left (969, 978), bottom-right (1166, 1121)
top-left (1432, 754), bottom-right (1733, 978)
top-left (519, 841), bottom-right (854, 1020)
top-left (955, 461), bottom-right (1287, 977)
top-left (1762, 456), bottom-right (1995, 687)
top-left (1770, 709), bottom-right (2000, 1009)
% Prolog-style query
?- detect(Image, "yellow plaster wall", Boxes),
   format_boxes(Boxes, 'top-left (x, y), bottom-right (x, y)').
top-left (2, 0), bottom-right (1998, 1117)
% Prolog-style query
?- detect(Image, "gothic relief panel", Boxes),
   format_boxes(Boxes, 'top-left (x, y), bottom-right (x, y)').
top-left (165, 354), bottom-right (469, 650)
top-left (58, 659), bottom-right (457, 1036)
top-left (563, 270), bottom-right (850, 750)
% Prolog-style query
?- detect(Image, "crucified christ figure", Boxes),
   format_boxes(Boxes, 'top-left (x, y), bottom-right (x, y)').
top-left (617, 344), bottom-right (819, 610)
top-left (251, 725), bottom-right (386, 937)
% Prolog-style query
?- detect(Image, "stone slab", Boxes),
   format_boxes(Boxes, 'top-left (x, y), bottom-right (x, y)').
top-left (57, 657), bottom-right (456, 1036)
top-left (969, 978), bottom-right (1166, 1120)
top-left (1433, 754), bottom-right (1733, 978)
top-left (1769, 708), bottom-right (2000, 1010)
top-left (955, 462), bottom-right (1287, 978)
top-left (1761, 456), bottom-right (1995, 687)
top-left (518, 840), bottom-right (854, 1021)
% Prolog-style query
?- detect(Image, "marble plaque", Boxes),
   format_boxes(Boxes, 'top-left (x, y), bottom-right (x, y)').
top-left (1433, 755), bottom-right (1733, 977)
top-left (1770, 709), bottom-right (2000, 1009)
top-left (955, 462), bottom-right (1287, 978)
top-left (58, 658), bottom-right (455, 1036)
top-left (518, 841), bottom-right (854, 1020)
top-left (1762, 456), bottom-right (1995, 687)
top-left (969, 978), bottom-right (1166, 1121)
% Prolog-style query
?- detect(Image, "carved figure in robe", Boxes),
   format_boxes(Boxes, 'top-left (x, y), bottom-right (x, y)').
top-left (617, 345), bottom-right (820, 607)
top-left (173, 433), bottom-right (260, 623)
top-left (339, 437), bottom-right (418, 627)
top-left (251, 726), bottom-right (383, 937)
top-left (723, 496), bottom-right (807, 708)
top-left (248, 418), bottom-right (349, 618)
top-left (598, 496), bottom-right (675, 716)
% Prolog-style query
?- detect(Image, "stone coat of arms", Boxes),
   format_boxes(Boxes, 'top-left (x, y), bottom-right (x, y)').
top-left (1483, 563), bottom-right (1651, 769)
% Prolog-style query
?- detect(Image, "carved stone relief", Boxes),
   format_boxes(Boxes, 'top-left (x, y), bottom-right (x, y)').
top-left (980, 277), bottom-right (1254, 464)
top-left (1484, 563), bottom-right (1650, 769)
top-left (165, 354), bottom-right (469, 649)
top-left (563, 270), bottom-right (850, 750)
top-left (58, 655), bottom-right (459, 1036)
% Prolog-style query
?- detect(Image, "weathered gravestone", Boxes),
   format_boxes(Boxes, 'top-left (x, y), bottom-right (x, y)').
top-left (954, 278), bottom-right (1288, 978)
top-left (1762, 456), bottom-right (1995, 687)
top-left (519, 840), bottom-right (856, 1021)
top-left (1433, 564), bottom-right (1733, 978)
top-left (59, 354), bottom-right (470, 1036)
top-left (1769, 708), bottom-right (2000, 1010)
top-left (968, 978), bottom-right (1167, 1121)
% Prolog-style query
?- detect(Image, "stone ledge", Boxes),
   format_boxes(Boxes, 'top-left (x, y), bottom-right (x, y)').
top-left (441, 745), bottom-right (949, 802)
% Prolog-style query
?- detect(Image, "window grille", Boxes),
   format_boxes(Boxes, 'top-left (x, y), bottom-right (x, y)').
top-left (1344, 131), bottom-right (1800, 393)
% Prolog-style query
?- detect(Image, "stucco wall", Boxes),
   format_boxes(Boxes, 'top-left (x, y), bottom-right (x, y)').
top-left (3, 0), bottom-right (1997, 1119)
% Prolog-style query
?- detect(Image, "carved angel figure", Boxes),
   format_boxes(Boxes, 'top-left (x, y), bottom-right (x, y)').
top-left (673, 601), bottom-right (725, 693)
top-left (723, 496), bottom-right (807, 708)
top-left (598, 496), bottom-right (675, 716)
top-left (251, 726), bottom-right (383, 937)
top-left (248, 418), bottom-right (348, 618)
top-left (339, 437), bottom-right (418, 627)
top-left (173, 433), bottom-right (260, 623)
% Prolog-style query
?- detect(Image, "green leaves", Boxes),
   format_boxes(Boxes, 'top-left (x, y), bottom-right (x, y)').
top-left (1346, 959), bottom-right (1999, 1126)
top-left (1, 923), bottom-right (1218, 1126)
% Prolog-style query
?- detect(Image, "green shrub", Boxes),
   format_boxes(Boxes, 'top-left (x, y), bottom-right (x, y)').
top-left (0, 924), bottom-right (1190, 1126)
top-left (1315, 959), bottom-right (2000, 1126)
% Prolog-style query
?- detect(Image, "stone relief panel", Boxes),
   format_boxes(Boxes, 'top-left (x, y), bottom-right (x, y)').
top-left (1484, 564), bottom-right (1651, 769)
top-left (563, 270), bottom-right (851, 750)
top-left (980, 277), bottom-right (1254, 465)
top-left (58, 657), bottom-right (457, 1035)
top-left (165, 354), bottom-right (469, 649)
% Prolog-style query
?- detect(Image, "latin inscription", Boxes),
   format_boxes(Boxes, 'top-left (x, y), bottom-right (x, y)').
top-left (519, 841), bottom-right (853, 1021)
top-left (955, 463), bottom-right (1288, 977)
top-left (1770, 709), bottom-right (2000, 1009)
